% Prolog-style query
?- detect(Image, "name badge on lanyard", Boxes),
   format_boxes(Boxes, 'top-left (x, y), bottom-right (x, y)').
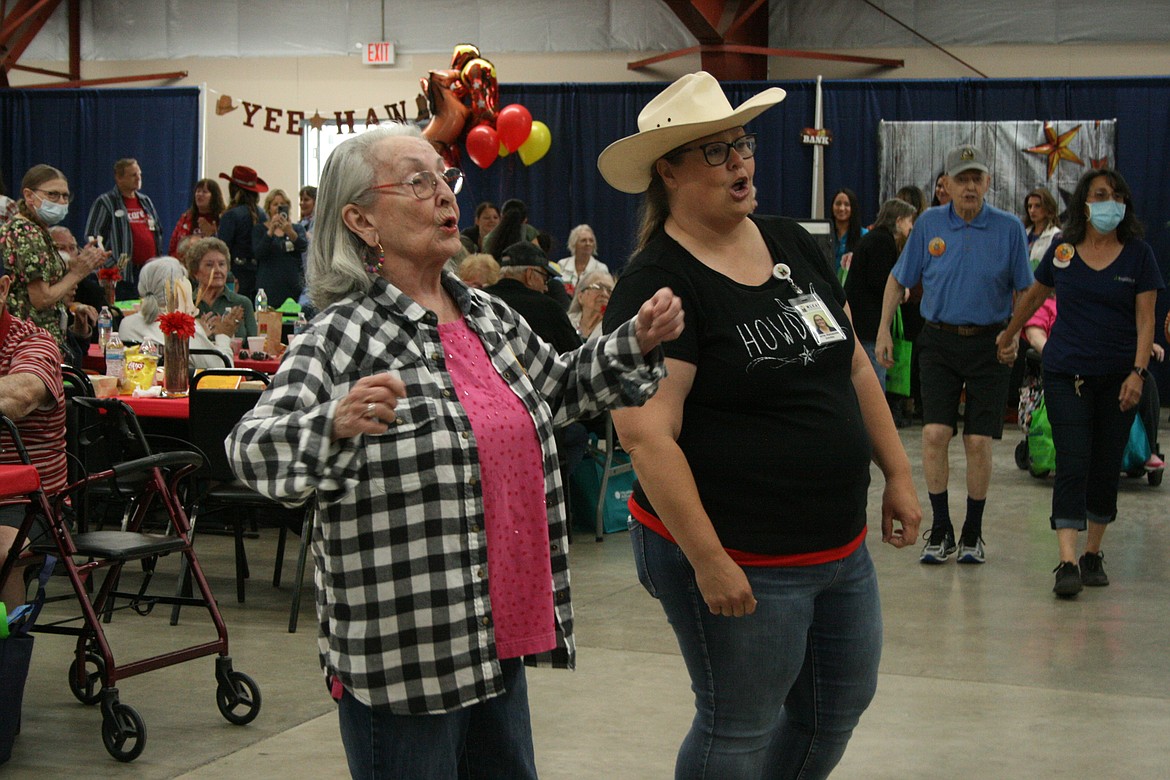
top-left (773, 263), bottom-right (846, 345)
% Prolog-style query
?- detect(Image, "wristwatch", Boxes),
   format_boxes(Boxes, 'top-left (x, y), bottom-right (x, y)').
top-left (1132, 366), bottom-right (1150, 381)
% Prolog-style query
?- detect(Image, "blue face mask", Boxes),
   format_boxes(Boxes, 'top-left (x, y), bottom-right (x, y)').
top-left (1087, 200), bottom-right (1125, 234)
top-left (34, 197), bottom-right (68, 226)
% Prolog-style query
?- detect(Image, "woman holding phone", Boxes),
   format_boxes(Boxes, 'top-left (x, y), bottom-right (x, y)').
top-left (253, 188), bottom-right (307, 307)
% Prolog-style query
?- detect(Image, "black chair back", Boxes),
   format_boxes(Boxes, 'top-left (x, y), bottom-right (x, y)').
top-left (188, 369), bottom-right (270, 483)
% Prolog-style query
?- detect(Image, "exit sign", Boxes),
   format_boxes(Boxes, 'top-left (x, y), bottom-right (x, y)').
top-left (363, 42), bottom-right (396, 65)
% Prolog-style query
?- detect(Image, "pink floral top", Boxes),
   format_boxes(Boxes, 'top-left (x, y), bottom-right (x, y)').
top-left (438, 318), bottom-right (556, 659)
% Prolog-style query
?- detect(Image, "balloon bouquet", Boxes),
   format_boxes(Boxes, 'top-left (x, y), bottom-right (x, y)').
top-left (420, 44), bottom-right (552, 169)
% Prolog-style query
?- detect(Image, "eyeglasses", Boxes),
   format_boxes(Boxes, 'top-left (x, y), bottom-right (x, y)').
top-left (667, 134), bottom-right (756, 167)
top-left (34, 188), bottom-right (71, 204)
top-left (581, 284), bottom-right (612, 294)
top-left (529, 267), bottom-right (550, 281)
top-left (369, 168), bottom-right (464, 200)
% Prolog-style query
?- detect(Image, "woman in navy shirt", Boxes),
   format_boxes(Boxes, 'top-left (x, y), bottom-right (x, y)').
top-left (998, 169), bottom-right (1164, 598)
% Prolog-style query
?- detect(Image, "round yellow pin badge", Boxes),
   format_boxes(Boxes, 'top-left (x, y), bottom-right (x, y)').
top-left (928, 238), bottom-right (946, 257)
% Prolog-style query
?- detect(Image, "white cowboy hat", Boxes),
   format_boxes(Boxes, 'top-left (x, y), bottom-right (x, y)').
top-left (597, 71), bottom-right (786, 194)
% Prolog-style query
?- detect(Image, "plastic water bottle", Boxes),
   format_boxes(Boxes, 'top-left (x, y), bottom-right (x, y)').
top-left (97, 306), bottom-right (113, 350)
top-left (293, 311), bottom-right (309, 336)
top-left (105, 333), bottom-right (125, 383)
top-left (255, 288), bottom-right (268, 312)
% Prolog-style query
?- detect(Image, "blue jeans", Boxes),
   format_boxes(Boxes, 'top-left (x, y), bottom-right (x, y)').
top-left (861, 340), bottom-right (887, 390)
top-left (336, 658), bottom-right (537, 780)
top-left (631, 523), bottom-right (882, 780)
top-left (1043, 370), bottom-right (1135, 530)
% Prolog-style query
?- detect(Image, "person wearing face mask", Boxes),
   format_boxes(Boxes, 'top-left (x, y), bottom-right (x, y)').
top-left (0, 164), bottom-right (108, 352)
top-left (997, 168), bottom-right (1164, 598)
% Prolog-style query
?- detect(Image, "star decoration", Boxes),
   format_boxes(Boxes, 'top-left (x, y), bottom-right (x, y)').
top-left (1026, 123), bottom-right (1084, 179)
top-left (1090, 157), bottom-right (1110, 170)
top-left (798, 346), bottom-right (816, 365)
top-left (306, 111), bottom-right (326, 131)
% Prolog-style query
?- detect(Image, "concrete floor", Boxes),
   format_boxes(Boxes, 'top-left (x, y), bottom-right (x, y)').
top-left (4, 424), bottom-right (1170, 779)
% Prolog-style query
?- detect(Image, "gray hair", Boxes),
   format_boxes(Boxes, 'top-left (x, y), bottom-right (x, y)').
top-left (136, 256), bottom-right (189, 324)
top-left (308, 123), bottom-right (422, 309)
top-left (567, 224), bottom-right (597, 255)
top-left (871, 198), bottom-right (917, 234)
top-left (568, 269), bottom-right (616, 318)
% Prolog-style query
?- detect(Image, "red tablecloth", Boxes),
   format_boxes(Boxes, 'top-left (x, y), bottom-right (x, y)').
top-left (84, 343), bottom-right (278, 375)
top-left (235, 357), bottom-right (280, 373)
top-left (120, 395), bottom-right (190, 419)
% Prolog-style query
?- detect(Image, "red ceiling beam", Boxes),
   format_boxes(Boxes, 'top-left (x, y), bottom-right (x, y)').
top-left (1, 0), bottom-right (63, 86)
top-left (642, 0), bottom-right (904, 80)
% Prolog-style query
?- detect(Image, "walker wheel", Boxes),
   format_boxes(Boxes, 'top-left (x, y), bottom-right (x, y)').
top-left (1149, 469), bottom-right (1163, 487)
top-left (216, 670), bottom-right (262, 725)
top-left (68, 652), bottom-right (106, 705)
top-left (101, 702), bottom-right (146, 762)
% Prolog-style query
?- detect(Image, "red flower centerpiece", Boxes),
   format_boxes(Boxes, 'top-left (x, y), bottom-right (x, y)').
top-left (158, 311), bottom-right (195, 396)
top-left (158, 311), bottom-right (196, 339)
top-left (96, 267), bottom-right (122, 305)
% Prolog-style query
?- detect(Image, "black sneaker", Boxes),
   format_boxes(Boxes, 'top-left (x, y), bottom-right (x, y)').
top-left (1052, 561), bottom-right (1083, 598)
top-left (1079, 551), bottom-right (1109, 587)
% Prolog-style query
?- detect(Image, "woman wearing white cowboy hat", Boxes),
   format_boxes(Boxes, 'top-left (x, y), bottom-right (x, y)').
top-left (600, 71), bottom-right (922, 779)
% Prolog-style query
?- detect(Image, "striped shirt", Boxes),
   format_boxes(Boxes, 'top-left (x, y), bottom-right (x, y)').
top-left (0, 309), bottom-right (66, 498)
top-left (227, 273), bottom-right (665, 714)
top-left (83, 188), bottom-right (163, 286)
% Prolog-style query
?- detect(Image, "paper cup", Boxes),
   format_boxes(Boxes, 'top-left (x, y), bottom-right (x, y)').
top-left (230, 337), bottom-right (243, 354)
top-left (247, 336), bottom-right (265, 353)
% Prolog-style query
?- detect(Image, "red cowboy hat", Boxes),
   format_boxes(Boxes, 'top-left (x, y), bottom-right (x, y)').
top-left (218, 165), bottom-right (269, 193)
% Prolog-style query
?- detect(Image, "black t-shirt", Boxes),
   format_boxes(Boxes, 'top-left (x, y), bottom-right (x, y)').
top-left (484, 278), bottom-right (582, 355)
top-left (603, 215), bottom-right (872, 555)
top-left (843, 225), bottom-right (898, 342)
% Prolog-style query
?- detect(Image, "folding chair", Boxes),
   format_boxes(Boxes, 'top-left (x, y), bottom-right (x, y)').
top-left (0, 410), bottom-right (261, 762)
top-left (586, 413), bottom-right (634, 542)
top-left (171, 369), bottom-right (310, 624)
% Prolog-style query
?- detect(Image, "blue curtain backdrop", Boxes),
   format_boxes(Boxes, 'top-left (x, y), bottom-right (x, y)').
top-left (471, 77), bottom-right (1170, 280)
top-left (461, 75), bottom-right (1170, 393)
top-left (0, 87), bottom-right (200, 247)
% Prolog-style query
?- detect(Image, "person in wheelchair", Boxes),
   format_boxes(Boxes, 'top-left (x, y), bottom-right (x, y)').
top-left (0, 259), bottom-right (67, 609)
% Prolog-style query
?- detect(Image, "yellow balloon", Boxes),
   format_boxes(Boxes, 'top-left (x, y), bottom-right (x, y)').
top-left (498, 141), bottom-right (509, 157)
top-left (518, 121), bottom-right (551, 166)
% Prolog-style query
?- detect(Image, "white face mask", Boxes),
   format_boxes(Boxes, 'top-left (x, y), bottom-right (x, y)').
top-left (35, 197), bottom-right (69, 226)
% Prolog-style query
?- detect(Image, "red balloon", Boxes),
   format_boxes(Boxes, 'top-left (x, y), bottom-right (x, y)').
top-left (496, 104), bottom-right (533, 153)
top-left (465, 123), bottom-right (500, 169)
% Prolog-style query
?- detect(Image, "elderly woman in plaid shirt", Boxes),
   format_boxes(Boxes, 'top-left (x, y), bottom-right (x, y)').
top-left (227, 124), bottom-right (683, 779)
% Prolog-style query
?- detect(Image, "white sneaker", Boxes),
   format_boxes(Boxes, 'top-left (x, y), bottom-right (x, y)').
top-left (920, 529), bottom-right (957, 564)
top-left (957, 537), bottom-right (986, 564)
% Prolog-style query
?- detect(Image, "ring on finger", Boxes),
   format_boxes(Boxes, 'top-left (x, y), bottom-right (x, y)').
top-left (365, 402), bottom-right (377, 419)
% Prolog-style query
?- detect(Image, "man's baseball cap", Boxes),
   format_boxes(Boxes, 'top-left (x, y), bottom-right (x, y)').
top-left (499, 242), bottom-right (553, 273)
top-left (945, 144), bottom-right (989, 178)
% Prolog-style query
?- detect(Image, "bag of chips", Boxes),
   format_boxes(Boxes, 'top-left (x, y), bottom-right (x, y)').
top-left (120, 345), bottom-right (159, 393)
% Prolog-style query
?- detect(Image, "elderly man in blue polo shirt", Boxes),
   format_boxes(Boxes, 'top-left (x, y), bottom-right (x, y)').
top-left (876, 144), bottom-right (1032, 565)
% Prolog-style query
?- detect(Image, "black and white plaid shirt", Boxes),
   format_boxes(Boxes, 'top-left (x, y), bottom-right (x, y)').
top-left (228, 274), bottom-right (665, 714)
